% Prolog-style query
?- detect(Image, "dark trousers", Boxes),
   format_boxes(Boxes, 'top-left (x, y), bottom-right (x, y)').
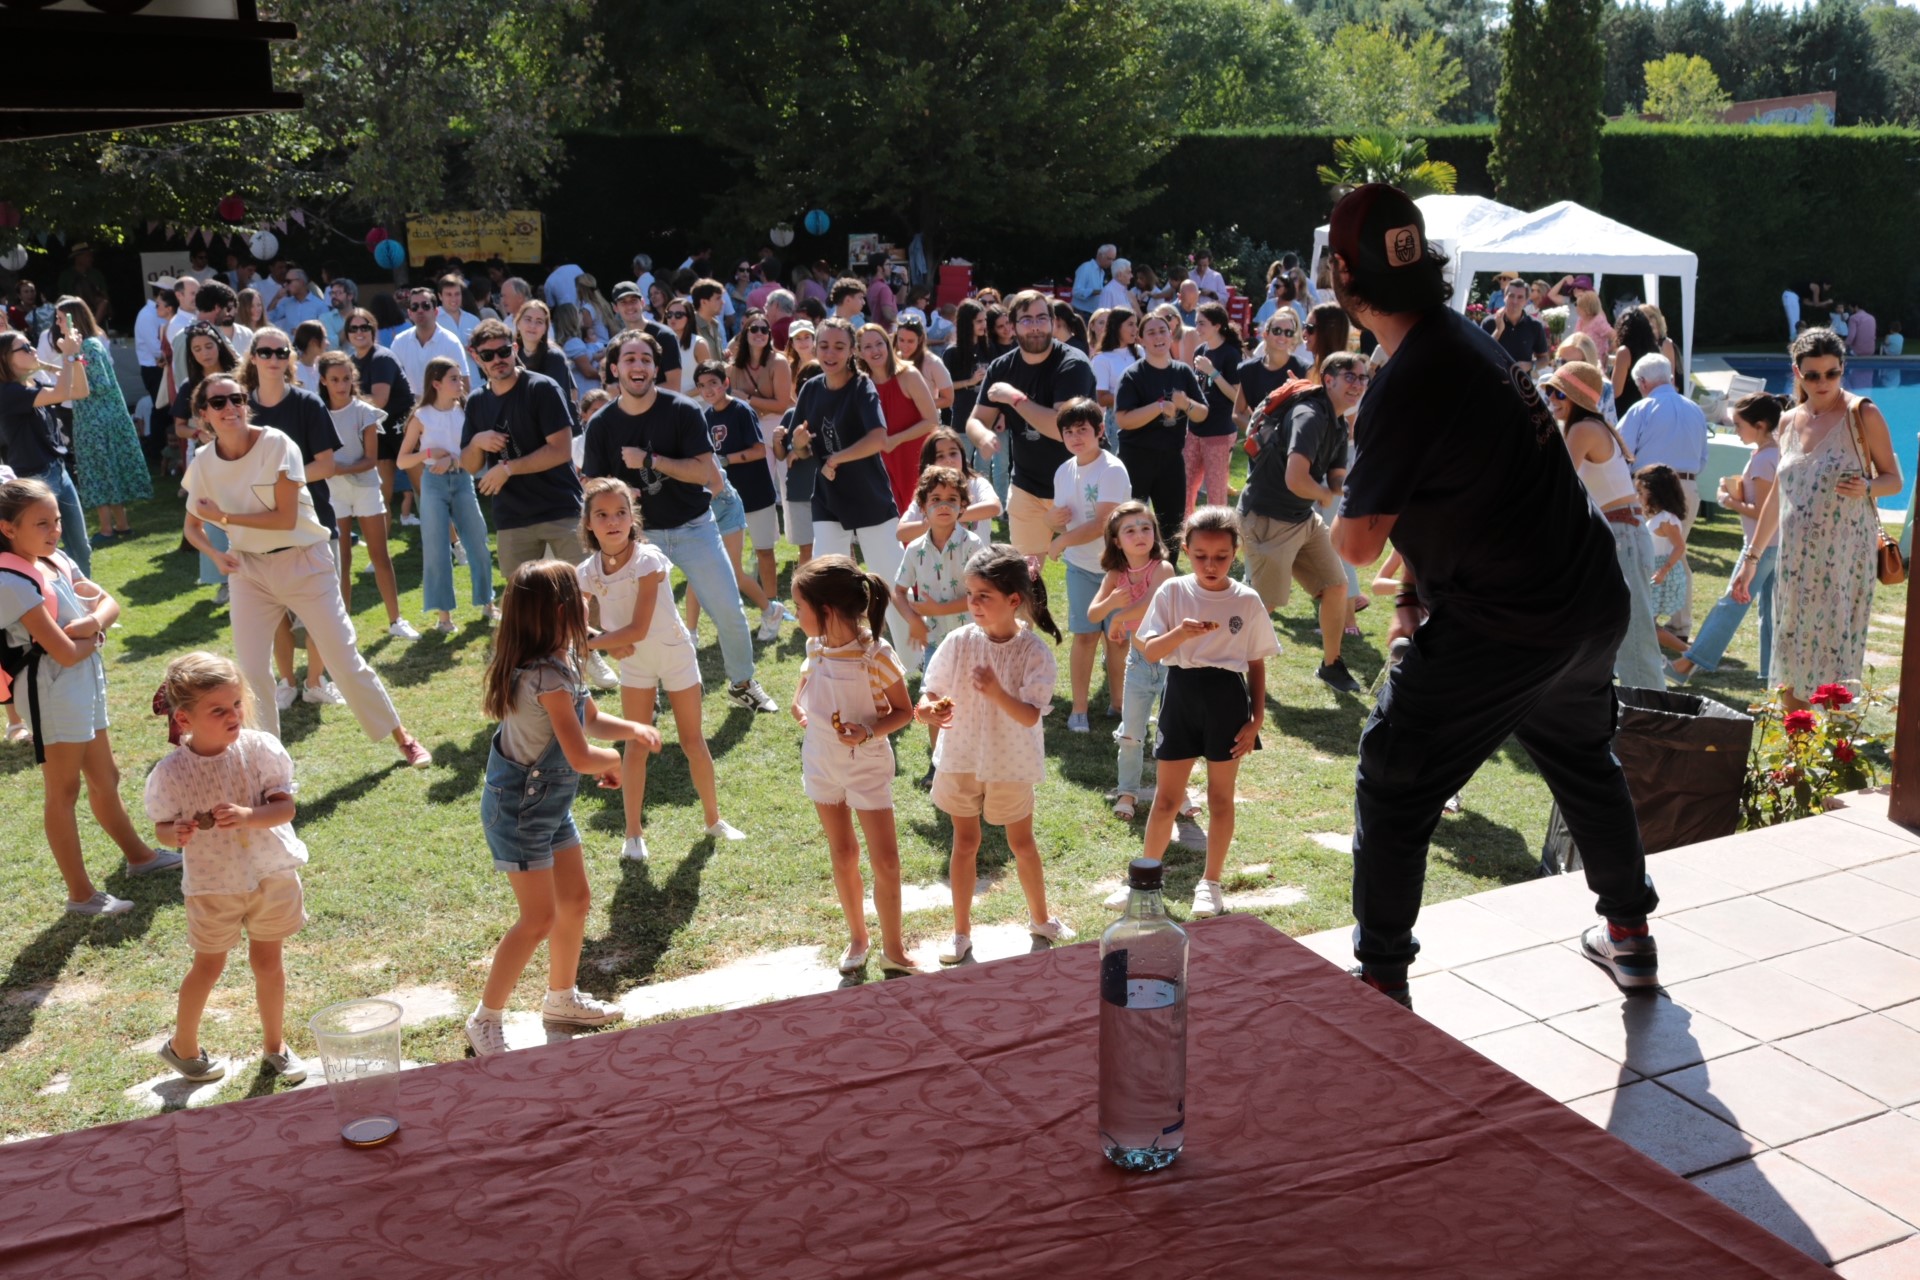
top-left (139, 365), bottom-right (167, 465)
top-left (1351, 610), bottom-right (1658, 975)
top-left (1120, 444), bottom-right (1186, 556)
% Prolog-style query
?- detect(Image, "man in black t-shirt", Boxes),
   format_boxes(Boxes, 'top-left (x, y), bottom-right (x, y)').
top-left (610, 285), bottom-right (683, 393)
top-left (960, 289), bottom-right (1096, 555)
top-left (458, 318), bottom-right (583, 578)
top-left (1326, 184), bottom-right (1658, 1013)
top-left (581, 330), bottom-right (777, 713)
top-left (1481, 280), bottom-right (1550, 370)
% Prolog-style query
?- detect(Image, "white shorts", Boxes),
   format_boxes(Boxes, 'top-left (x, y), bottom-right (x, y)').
top-left (785, 499), bottom-right (814, 547)
top-left (616, 636), bottom-right (702, 692)
top-left (328, 480), bottom-right (387, 521)
top-left (745, 503), bottom-right (780, 553)
top-left (801, 734), bottom-right (896, 811)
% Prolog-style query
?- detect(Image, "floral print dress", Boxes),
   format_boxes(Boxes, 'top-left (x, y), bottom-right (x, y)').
top-left (1772, 402), bottom-right (1879, 694)
top-left (70, 336), bottom-right (153, 509)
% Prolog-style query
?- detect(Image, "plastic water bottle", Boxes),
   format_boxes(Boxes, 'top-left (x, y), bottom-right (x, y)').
top-left (1098, 857), bottom-right (1189, 1172)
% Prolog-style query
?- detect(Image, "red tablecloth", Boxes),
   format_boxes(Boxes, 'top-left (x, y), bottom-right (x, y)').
top-left (0, 917), bottom-right (1827, 1278)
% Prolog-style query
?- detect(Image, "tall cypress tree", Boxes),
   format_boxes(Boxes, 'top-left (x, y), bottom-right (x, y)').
top-left (1490, 0), bottom-right (1605, 209)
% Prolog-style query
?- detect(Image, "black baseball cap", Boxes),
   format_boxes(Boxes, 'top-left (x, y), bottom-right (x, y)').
top-left (1328, 183), bottom-right (1447, 311)
top-left (611, 282), bottom-right (641, 302)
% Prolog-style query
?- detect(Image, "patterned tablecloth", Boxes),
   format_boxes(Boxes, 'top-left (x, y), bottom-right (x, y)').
top-left (0, 916), bottom-right (1827, 1278)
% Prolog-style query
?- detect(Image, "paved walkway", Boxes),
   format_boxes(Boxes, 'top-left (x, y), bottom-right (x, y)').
top-left (1295, 789), bottom-right (1920, 1275)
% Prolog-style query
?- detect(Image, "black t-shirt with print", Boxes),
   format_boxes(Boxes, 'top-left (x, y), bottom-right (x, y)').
top-left (519, 346), bottom-right (578, 428)
top-left (1343, 307), bottom-right (1621, 648)
top-left (706, 396), bottom-right (777, 511)
top-left (0, 381), bottom-right (70, 476)
top-left (580, 388), bottom-right (713, 531)
top-left (351, 346), bottom-right (413, 436)
top-left (462, 370), bottom-right (583, 530)
top-left (251, 385), bottom-right (341, 533)
top-left (794, 373), bottom-right (896, 530)
top-left (1192, 340), bottom-right (1241, 438)
top-left (978, 341), bottom-right (1096, 499)
top-left (1114, 359), bottom-right (1205, 455)
top-left (1236, 355), bottom-right (1298, 422)
top-left (1241, 389), bottom-right (1346, 524)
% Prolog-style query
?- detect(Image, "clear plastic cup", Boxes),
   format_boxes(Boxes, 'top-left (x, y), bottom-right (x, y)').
top-left (308, 998), bottom-right (404, 1147)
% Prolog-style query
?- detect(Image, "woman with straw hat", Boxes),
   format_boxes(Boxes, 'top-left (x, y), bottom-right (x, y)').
top-left (1541, 359), bottom-right (1663, 689)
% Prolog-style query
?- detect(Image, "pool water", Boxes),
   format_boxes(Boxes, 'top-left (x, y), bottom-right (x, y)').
top-left (1724, 358), bottom-right (1920, 515)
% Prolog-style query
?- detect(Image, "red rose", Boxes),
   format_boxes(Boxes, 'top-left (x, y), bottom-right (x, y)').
top-left (1835, 740), bottom-right (1857, 764)
top-left (1783, 710), bottom-right (1817, 736)
top-left (1810, 683), bottom-right (1854, 708)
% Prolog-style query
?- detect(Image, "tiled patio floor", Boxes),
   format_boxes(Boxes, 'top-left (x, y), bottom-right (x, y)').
top-left (1295, 789), bottom-right (1920, 1274)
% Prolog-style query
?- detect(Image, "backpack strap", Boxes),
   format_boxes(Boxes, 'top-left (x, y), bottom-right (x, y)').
top-left (0, 554), bottom-right (52, 706)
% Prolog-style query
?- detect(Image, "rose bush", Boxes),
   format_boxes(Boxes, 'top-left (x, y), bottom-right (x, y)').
top-left (1740, 680), bottom-right (1890, 829)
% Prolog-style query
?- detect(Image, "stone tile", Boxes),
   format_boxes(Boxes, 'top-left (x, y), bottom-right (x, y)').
top-left (1397, 899), bottom-right (1553, 976)
top-left (1290, 927), bottom-right (1354, 970)
top-left (1642, 919), bottom-right (1755, 984)
top-left (1869, 918), bottom-right (1920, 962)
top-left (1663, 895), bottom-right (1847, 961)
top-left (1823, 789), bottom-right (1920, 849)
top-left (1770, 937), bottom-right (1920, 1011)
top-left (1405, 971), bottom-right (1533, 1042)
top-left (1691, 1151), bottom-right (1912, 1266)
top-left (1887, 1001), bottom-right (1920, 1034)
top-left (1565, 1079), bottom-right (1759, 1177)
top-left (1453, 943), bottom-right (1626, 1019)
top-left (1766, 874), bottom-right (1920, 935)
top-left (1787, 1112), bottom-right (1920, 1226)
top-left (1670, 962), bottom-right (1868, 1041)
top-left (1761, 814), bottom-right (1920, 871)
top-left (1658, 836), bottom-right (1834, 894)
top-left (1777, 1014), bottom-right (1920, 1108)
top-left (1857, 852), bottom-right (1920, 899)
top-left (1837, 1235), bottom-right (1920, 1280)
top-left (1463, 1022), bottom-right (1634, 1102)
top-left (1643, 861), bottom-right (1748, 917)
top-left (1462, 873), bottom-right (1605, 943)
top-left (1547, 994), bottom-right (1757, 1078)
top-left (1659, 1046), bottom-right (1884, 1147)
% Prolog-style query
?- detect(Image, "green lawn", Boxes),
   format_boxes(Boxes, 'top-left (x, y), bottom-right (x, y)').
top-left (0, 481), bottom-right (1899, 1138)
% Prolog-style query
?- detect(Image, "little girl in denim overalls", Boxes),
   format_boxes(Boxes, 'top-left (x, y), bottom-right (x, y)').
top-left (464, 560), bottom-right (657, 1058)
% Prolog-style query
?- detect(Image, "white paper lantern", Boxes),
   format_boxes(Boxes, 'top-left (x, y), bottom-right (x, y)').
top-left (248, 229), bottom-right (279, 261)
top-left (769, 223), bottom-right (795, 248)
top-left (0, 245), bottom-right (27, 272)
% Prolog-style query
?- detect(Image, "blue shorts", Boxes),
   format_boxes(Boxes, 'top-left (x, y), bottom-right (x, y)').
top-left (711, 485), bottom-right (746, 536)
top-left (480, 745), bottom-right (583, 873)
top-left (1066, 562), bottom-right (1106, 635)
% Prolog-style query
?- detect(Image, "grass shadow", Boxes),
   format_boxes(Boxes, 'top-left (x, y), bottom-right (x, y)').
top-left (0, 867), bottom-right (170, 1054)
top-left (114, 598), bottom-right (227, 660)
top-left (1427, 808), bottom-right (1540, 886)
top-left (424, 724), bottom-right (498, 804)
top-left (377, 625), bottom-right (487, 689)
top-left (578, 836), bottom-right (718, 993)
top-left (296, 763), bottom-right (400, 831)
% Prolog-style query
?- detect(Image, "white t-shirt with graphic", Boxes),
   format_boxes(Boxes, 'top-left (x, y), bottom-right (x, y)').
top-left (1050, 450), bottom-right (1131, 573)
top-left (1138, 575), bottom-right (1280, 672)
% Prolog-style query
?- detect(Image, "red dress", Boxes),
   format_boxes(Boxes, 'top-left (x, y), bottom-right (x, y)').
top-left (875, 374), bottom-right (922, 517)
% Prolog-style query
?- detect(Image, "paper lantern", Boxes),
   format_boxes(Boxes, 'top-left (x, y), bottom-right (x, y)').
top-left (374, 238), bottom-right (407, 270)
top-left (1, 245), bottom-right (26, 272)
top-left (769, 222), bottom-right (795, 248)
top-left (364, 226), bottom-right (389, 251)
top-left (248, 229), bottom-right (279, 261)
top-left (803, 209), bottom-right (830, 236)
top-left (218, 195), bottom-right (247, 223)
top-left (0, 203), bottom-right (19, 229)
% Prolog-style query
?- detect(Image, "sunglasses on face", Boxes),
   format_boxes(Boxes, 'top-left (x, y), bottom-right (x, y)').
top-left (1545, 386), bottom-right (1568, 401)
top-left (1337, 371), bottom-right (1370, 386)
top-left (474, 345), bottom-right (514, 363)
top-left (666, 310), bottom-right (688, 320)
top-left (5, 343), bottom-right (31, 357)
top-left (252, 346), bottom-right (291, 361)
top-left (1799, 368), bottom-right (1843, 382)
top-left (1268, 327), bottom-right (1296, 337)
top-left (1303, 323), bottom-right (1317, 333)
top-left (203, 393), bottom-right (247, 410)
top-left (407, 302), bottom-right (434, 312)
top-left (746, 325), bottom-right (770, 335)
top-left (345, 324), bottom-right (374, 334)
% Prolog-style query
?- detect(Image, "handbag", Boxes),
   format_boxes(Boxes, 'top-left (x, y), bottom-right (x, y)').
top-left (1845, 399), bottom-right (1906, 586)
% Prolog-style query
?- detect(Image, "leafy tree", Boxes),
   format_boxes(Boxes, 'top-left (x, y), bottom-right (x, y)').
top-left (1780, 0), bottom-right (1888, 124)
top-left (1490, 0), bottom-right (1605, 208)
top-left (1641, 53), bottom-right (1733, 122)
top-left (1600, 3), bottom-right (1665, 115)
top-left (1315, 132), bottom-right (1460, 198)
top-left (1866, 1), bottom-right (1920, 125)
top-left (1293, 0), bottom-right (1504, 122)
top-left (1147, 0), bottom-right (1316, 129)
top-left (1314, 23), bottom-right (1468, 129)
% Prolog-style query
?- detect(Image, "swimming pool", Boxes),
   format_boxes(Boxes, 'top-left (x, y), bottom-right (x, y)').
top-left (1723, 358), bottom-right (1920, 515)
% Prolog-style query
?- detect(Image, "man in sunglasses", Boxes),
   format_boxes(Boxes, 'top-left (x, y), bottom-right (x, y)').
top-left (169, 280), bottom-right (253, 396)
top-left (609, 283), bottom-right (682, 393)
top-left (390, 286), bottom-right (471, 410)
top-left (459, 318), bottom-right (584, 580)
top-left (1325, 184), bottom-right (1658, 1013)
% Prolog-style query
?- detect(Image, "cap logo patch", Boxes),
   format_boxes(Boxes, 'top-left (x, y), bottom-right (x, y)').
top-left (1386, 225), bottom-right (1422, 267)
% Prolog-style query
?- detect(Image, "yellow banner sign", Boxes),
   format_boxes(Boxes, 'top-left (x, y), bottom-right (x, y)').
top-left (406, 211), bottom-right (543, 266)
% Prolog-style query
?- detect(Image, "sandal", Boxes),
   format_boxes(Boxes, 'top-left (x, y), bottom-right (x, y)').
top-left (1112, 794), bottom-right (1137, 821)
top-left (5, 722), bottom-right (31, 745)
top-left (1179, 790), bottom-right (1204, 820)
top-left (1344, 624), bottom-right (1362, 637)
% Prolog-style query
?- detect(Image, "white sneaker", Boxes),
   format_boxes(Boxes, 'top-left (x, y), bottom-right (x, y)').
top-left (542, 986), bottom-right (624, 1027)
top-left (212, 583), bottom-right (230, 606)
top-left (756, 601), bottom-right (787, 642)
top-left (64, 890), bottom-right (133, 916)
top-left (464, 1013), bottom-right (508, 1057)
top-left (302, 681), bottom-right (346, 706)
top-left (586, 651), bottom-right (619, 691)
top-left (1191, 878), bottom-right (1226, 918)
top-left (273, 679), bottom-right (298, 711)
top-left (400, 513), bottom-right (421, 527)
top-left (453, 542), bottom-right (468, 567)
top-left (621, 835), bottom-right (649, 862)
top-left (361, 559), bottom-right (377, 576)
top-left (705, 820), bottom-right (747, 841)
top-left (388, 619), bottom-right (421, 640)
top-left (940, 933), bottom-right (972, 964)
top-left (1103, 883), bottom-right (1133, 912)
top-left (1029, 917), bottom-right (1077, 942)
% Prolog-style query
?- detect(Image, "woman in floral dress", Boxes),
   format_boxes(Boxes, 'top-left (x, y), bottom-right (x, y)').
top-left (1734, 329), bottom-right (1899, 710)
top-left (55, 298), bottom-right (151, 539)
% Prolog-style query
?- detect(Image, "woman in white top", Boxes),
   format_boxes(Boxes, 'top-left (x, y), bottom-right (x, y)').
top-left (1672, 392), bottom-right (1785, 685)
top-left (181, 373), bottom-right (431, 766)
top-left (316, 351), bottom-right (415, 639)
top-left (395, 357), bottom-right (496, 634)
top-left (1091, 310), bottom-right (1143, 451)
top-left (1540, 361), bottom-right (1663, 690)
top-left (661, 297), bottom-right (709, 388)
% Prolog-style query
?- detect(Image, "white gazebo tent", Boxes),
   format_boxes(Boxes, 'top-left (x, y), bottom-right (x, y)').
top-left (1310, 193), bottom-right (1526, 298)
top-left (1448, 200), bottom-right (1698, 389)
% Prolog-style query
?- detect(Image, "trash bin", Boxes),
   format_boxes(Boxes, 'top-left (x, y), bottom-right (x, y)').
top-left (1540, 686), bottom-right (1755, 876)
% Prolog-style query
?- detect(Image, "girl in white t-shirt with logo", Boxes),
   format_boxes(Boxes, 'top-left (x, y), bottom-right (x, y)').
top-left (316, 352), bottom-right (416, 640)
top-left (576, 477), bottom-right (743, 863)
top-left (1105, 506), bottom-right (1278, 920)
top-left (916, 545), bottom-right (1071, 964)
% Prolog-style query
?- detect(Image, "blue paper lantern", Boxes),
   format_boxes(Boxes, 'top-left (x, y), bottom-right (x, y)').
top-left (803, 209), bottom-right (830, 236)
top-left (374, 238), bottom-right (406, 269)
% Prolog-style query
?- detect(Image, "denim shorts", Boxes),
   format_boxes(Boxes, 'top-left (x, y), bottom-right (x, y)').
top-left (1065, 562), bottom-right (1106, 635)
top-left (711, 485), bottom-right (747, 536)
top-left (481, 742), bottom-right (583, 873)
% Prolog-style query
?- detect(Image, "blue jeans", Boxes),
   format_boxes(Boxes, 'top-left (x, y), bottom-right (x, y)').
top-left (198, 521), bottom-right (230, 586)
top-left (1684, 544), bottom-right (1777, 681)
top-left (1609, 518), bottom-right (1664, 691)
top-left (1114, 647), bottom-right (1167, 800)
top-left (978, 432), bottom-right (1011, 511)
top-left (420, 469), bottom-right (494, 612)
top-left (32, 461), bottom-right (91, 579)
top-left (651, 512), bottom-right (755, 687)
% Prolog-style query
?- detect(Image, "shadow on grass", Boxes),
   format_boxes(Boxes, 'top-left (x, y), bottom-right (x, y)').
top-left (1428, 808), bottom-right (1540, 886)
top-left (579, 836), bottom-right (717, 994)
top-left (114, 597), bottom-right (227, 660)
top-left (424, 724), bottom-right (498, 804)
top-left (0, 865), bottom-right (170, 1054)
top-left (377, 624), bottom-right (488, 689)
top-left (297, 761), bottom-right (403, 831)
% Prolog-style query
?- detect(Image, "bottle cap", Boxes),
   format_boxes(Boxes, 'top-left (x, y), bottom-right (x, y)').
top-left (1127, 858), bottom-right (1163, 891)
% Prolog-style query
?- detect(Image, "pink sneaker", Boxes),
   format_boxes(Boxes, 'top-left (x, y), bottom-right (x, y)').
top-left (398, 735), bottom-right (433, 769)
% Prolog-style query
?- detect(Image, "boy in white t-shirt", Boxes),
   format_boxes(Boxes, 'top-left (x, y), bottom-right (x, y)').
top-left (1046, 398), bottom-right (1131, 732)
top-left (892, 465), bottom-right (986, 787)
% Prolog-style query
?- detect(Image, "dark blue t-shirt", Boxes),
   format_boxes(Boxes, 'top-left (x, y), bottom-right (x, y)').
top-left (460, 370), bottom-right (583, 530)
top-left (251, 385), bottom-right (340, 533)
top-left (706, 396), bottom-right (777, 511)
top-left (580, 389), bottom-right (714, 531)
top-left (1114, 359), bottom-right (1205, 455)
top-left (795, 373), bottom-right (896, 530)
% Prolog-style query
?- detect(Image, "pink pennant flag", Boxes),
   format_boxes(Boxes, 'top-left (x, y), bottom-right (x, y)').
top-left (146, 220), bottom-right (160, 234)
top-left (289, 209), bottom-right (306, 227)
